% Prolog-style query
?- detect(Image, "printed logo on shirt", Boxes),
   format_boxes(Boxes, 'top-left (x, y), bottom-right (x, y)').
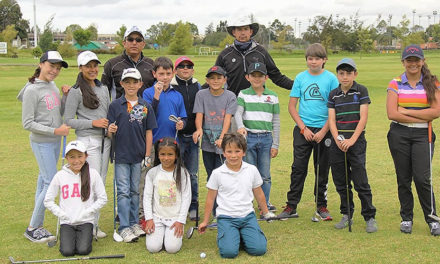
top-left (129, 104), bottom-right (148, 124)
top-left (232, 58), bottom-right (236, 63)
top-left (44, 92), bottom-right (61, 110)
top-left (264, 96), bottom-right (273, 103)
top-left (304, 83), bottom-right (324, 101)
top-left (158, 180), bottom-right (177, 207)
top-left (61, 183), bottom-right (81, 199)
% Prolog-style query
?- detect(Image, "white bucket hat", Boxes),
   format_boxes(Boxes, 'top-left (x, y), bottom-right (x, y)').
top-left (227, 17), bottom-right (259, 37)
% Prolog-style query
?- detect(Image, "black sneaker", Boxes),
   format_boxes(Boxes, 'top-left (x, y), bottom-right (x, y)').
top-left (277, 205), bottom-right (299, 220)
top-left (267, 203), bottom-right (277, 212)
top-left (429, 222), bottom-right (440, 236)
top-left (24, 227), bottom-right (53, 243)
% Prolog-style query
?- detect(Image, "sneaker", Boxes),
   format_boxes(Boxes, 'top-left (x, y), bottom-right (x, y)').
top-left (366, 218), bottom-right (378, 233)
top-left (277, 205), bottom-right (299, 220)
top-left (429, 222), bottom-right (440, 236)
top-left (189, 209), bottom-right (199, 221)
top-left (317, 207), bottom-right (332, 221)
top-left (400, 221), bottom-right (412, 234)
top-left (267, 203), bottom-right (277, 212)
top-left (334, 215), bottom-right (353, 229)
top-left (93, 227), bottom-right (107, 239)
top-left (24, 227), bottom-right (54, 243)
top-left (131, 224), bottom-right (146, 237)
top-left (120, 227), bottom-right (138, 243)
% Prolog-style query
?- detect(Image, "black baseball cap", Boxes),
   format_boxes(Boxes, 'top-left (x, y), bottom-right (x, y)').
top-left (206, 66), bottom-right (226, 77)
top-left (402, 44), bottom-right (424, 60)
top-left (247, 62), bottom-right (267, 75)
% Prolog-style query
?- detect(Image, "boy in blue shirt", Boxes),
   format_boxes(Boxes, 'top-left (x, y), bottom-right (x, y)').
top-left (107, 68), bottom-right (157, 242)
top-left (278, 43), bottom-right (339, 221)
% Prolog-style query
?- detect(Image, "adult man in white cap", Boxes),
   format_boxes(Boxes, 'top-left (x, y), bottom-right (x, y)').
top-left (214, 17), bottom-right (293, 96)
top-left (102, 26), bottom-right (155, 100)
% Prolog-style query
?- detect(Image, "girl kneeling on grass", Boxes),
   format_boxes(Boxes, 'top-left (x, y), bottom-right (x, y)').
top-left (143, 137), bottom-right (191, 253)
top-left (17, 51), bottom-right (70, 243)
top-left (44, 140), bottom-right (107, 256)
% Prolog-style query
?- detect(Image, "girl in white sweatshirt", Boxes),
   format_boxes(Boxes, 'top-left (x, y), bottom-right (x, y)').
top-left (44, 140), bottom-right (107, 256)
top-left (143, 137), bottom-right (191, 253)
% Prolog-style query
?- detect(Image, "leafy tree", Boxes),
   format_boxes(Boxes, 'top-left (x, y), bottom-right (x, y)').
top-left (169, 21), bottom-right (193, 54)
top-left (87, 24), bottom-right (98, 41)
top-left (394, 15), bottom-right (410, 46)
top-left (205, 22), bottom-right (214, 35)
top-left (64, 24), bottom-right (82, 34)
top-left (156, 23), bottom-right (176, 46)
top-left (216, 20), bottom-right (228, 32)
top-left (426, 24), bottom-right (440, 42)
top-left (73, 28), bottom-right (92, 47)
top-left (39, 16), bottom-right (56, 52)
top-left (0, 0), bottom-right (29, 39)
top-left (405, 32), bottom-right (424, 47)
top-left (188, 22), bottom-right (199, 36)
top-left (57, 41), bottom-right (76, 58)
top-left (32, 46), bottom-right (42, 58)
top-left (116, 24), bottom-right (126, 46)
top-left (203, 31), bottom-right (227, 46)
top-left (0, 24), bottom-right (17, 43)
top-left (219, 34), bottom-right (234, 48)
top-left (357, 27), bottom-right (374, 56)
top-left (271, 27), bottom-right (291, 50)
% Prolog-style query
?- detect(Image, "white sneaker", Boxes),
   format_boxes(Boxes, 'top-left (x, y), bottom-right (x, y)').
top-left (93, 227), bottom-right (107, 239)
top-left (120, 227), bottom-right (138, 243)
top-left (131, 224), bottom-right (146, 237)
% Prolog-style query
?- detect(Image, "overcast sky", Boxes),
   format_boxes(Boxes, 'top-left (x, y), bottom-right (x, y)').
top-left (16, 0), bottom-right (440, 35)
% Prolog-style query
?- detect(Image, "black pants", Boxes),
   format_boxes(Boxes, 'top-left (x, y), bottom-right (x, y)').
top-left (329, 135), bottom-right (376, 220)
top-left (59, 223), bottom-right (93, 257)
top-left (387, 122), bottom-right (437, 223)
top-left (286, 126), bottom-right (331, 209)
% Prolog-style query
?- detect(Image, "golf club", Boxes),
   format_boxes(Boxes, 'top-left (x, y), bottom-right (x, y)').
top-left (110, 130), bottom-right (123, 242)
top-left (187, 140), bottom-right (201, 240)
top-left (186, 223), bottom-right (218, 239)
top-left (168, 115), bottom-right (180, 139)
top-left (9, 254), bottom-right (125, 264)
top-left (311, 144), bottom-right (321, 222)
top-left (48, 136), bottom-right (66, 248)
top-left (257, 216), bottom-right (284, 222)
top-left (427, 122), bottom-right (440, 222)
top-left (94, 128), bottom-right (106, 242)
top-left (338, 135), bottom-right (352, 232)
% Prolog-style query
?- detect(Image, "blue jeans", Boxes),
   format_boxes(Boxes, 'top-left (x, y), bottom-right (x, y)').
top-left (115, 163), bottom-right (141, 232)
top-left (178, 135), bottom-right (199, 211)
top-left (245, 132), bottom-right (272, 206)
top-left (30, 140), bottom-right (60, 228)
top-left (217, 212), bottom-right (267, 258)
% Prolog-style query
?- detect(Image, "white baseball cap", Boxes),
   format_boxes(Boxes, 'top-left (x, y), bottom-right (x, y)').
top-left (77, 51), bottom-right (101, 66)
top-left (65, 140), bottom-right (87, 154)
top-left (121, 68), bottom-right (142, 81)
top-left (124, 26), bottom-right (144, 39)
top-left (40, 51), bottom-right (68, 68)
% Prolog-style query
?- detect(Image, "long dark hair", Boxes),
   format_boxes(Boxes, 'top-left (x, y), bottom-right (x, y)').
top-left (28, 67), bottom-right (41, 83)
top-left (75, 72), bottom-right (100, 109)
top-left (153, 137), bottom-right (187, 192)
top-left (80, 160), bottom-right (91, 202)
top-left (421, 63), bottom-right (439, 104)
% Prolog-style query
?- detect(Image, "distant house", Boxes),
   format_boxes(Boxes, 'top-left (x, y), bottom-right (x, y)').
top-left (74, 41), bottom-right (108, 50)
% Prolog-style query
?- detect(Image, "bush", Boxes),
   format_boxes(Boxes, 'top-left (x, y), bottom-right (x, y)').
top-left (32, 46), bottom-right (43, 58)
top-left (57, 42), bottom-right (77, 58)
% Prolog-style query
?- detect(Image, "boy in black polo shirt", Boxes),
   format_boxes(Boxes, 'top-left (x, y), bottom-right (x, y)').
top-left (107, 68), bottom-right (157, 242)
top-left (327, 58), bottom-right (377, 233)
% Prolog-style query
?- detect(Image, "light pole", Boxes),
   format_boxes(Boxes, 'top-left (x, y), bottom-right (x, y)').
top-left (33, 0), bottom-right (38, 47)
top-left (434, 11), bottom-right (438, 24)
top-left (388, 14), bottom-right (392, 46)
top-left (419, 14), bottom-right (422, 26)
top-left (412, 9), bottom-right (416, 31)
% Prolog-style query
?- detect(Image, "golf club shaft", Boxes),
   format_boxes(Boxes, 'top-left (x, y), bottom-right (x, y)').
top-left (313, 144), bottom-right (320, 221)
top-left (9, 254), bottom-right (125, 264)
top-left (428, 122), bottom-right (436, 217)
top-left (344, 151), bottom-right (352, 232)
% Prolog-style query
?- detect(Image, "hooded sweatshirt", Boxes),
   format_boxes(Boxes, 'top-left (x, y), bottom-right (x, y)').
top-left (44, 165), bottom-right (107, 225)
top-left (17, 80), bottom-right (64, 143)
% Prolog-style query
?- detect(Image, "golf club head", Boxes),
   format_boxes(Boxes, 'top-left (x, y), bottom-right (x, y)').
top-left (428, 214), bottom-right (440, 222)
top-left (186, 226), bottom-right (195, 239)
top-left (169, 115), bottom-right (179, 123)
top-left (47, 239), bottom-right (57, 247)
top-left (113, 231), bottom-right (123, 242)
top-left (8, 256), bottom-right (16, 264)
top-left (311, 216), bottom-right (320, 222)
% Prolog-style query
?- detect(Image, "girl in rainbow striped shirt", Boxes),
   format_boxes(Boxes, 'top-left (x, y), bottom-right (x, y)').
top-left (386, 44), bottom-right (440, 236)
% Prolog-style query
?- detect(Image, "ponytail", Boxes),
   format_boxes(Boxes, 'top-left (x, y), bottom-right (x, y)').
top-left (28, 67), bottom-right (41, 83)
top-left (80, 161), bottom-right (91, 201)
top-left (75, 72), bottom-right (100, 109)
top-left (421, 63), bottom-right (439, 104)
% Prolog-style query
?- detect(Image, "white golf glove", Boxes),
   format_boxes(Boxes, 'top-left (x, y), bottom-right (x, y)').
top-left (142, 156), bottom-right (152, 168)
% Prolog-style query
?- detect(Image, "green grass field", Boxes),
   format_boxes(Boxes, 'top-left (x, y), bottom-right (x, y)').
top-left (1, 51), bottom-right (440, 263)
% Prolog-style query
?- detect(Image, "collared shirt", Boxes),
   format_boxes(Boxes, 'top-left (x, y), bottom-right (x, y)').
top-left (206, 161), bottom-right (262, 218)
top-left (387, 73), bottom-right (431, 110)
top-left (328, 81), bottom-right (370, 134)
top-left (237, 86), bottom-right (280, 132)
top-left (142, 84), bottom-right (187, 143)
top-left (107, 96), bottom-right (157, 163)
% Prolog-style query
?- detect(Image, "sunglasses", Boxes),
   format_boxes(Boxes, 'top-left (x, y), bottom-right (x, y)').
top-left (126, 37), bottom-right (144, 43)
top-left (176, 64), bottom-right (194, 69)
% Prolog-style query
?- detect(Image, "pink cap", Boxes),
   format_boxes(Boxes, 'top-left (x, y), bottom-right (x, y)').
top-left (174, 56), bottom-right (194, 69)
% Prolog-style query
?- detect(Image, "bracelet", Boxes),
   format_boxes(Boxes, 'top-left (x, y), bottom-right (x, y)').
top-left (300, 126), bottom-right (306, 135)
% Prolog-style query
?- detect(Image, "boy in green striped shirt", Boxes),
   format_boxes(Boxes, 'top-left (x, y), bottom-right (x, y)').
top-left (236, 62), bottom-right (280, 213)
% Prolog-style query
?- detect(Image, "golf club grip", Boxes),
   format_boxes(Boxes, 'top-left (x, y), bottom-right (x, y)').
top-left (428, 122), bottom-right (432, 143)
top-left (89, 254), bottom-right (125, 259)
top-left (62, 136), bottom-right (67, 159)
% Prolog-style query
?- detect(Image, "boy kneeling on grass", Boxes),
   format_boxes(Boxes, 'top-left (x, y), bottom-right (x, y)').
top-left (199, 132), bottom-right (276, 258)
top-left (327, 58), bottom-right (377, 233)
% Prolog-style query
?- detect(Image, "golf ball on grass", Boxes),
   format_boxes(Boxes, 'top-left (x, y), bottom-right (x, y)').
top-left (200, 252), bottom-right (206, 258)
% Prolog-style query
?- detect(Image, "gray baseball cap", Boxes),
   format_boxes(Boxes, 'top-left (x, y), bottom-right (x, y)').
top-left (336, 58), bottom-right (356, 70)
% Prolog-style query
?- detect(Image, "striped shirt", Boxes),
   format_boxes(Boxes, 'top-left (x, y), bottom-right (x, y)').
top-left (237, 87), bottom-right (280, 132)
top-left (387, 73), bottom-right (437, 110)
top-left (327, 81), bottom-right (370, 134)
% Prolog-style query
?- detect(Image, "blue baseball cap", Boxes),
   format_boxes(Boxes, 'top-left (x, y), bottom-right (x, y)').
top-left (402, 44), bottom-right (424, 60)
